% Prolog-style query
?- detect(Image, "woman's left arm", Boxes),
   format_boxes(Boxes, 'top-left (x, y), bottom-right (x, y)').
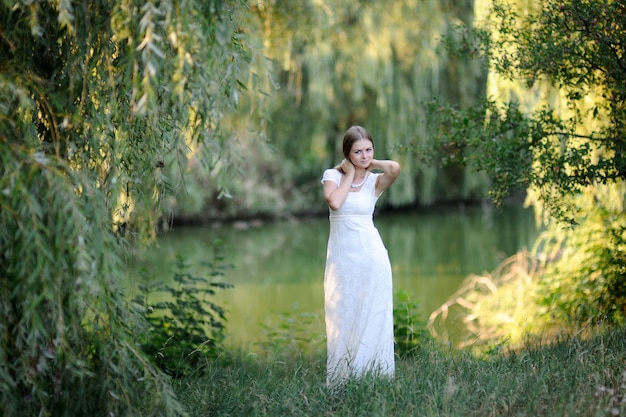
top-left (369, 159), bottom-right (401, 195)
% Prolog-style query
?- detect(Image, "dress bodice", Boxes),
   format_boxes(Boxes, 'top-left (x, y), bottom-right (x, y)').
top-left (322, 168), bottom-right (381, 218)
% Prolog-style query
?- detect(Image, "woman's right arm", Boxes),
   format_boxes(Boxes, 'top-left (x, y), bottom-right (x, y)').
top-left (323, 161), bottom-right (354, 210)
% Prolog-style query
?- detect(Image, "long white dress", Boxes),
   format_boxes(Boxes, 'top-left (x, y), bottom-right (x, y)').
top-left (321, 168), bottom-right (395, 386)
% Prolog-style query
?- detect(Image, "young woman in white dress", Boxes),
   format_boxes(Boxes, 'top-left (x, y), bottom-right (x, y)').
top-left (321, 125), bottom-right (401, 386)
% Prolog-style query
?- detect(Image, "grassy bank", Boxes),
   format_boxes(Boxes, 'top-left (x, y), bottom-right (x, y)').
top-left (174, 327), bottom-right (626, 416)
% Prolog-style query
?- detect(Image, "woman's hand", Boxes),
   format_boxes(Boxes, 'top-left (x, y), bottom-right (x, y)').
top-left (339, 159), bottom-right (355, 177)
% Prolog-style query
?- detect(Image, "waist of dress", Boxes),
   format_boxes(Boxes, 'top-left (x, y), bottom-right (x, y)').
top-left (329, 214), bottom-right (374, 223)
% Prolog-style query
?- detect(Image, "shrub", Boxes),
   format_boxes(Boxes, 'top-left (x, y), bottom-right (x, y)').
top-left (393, 289), bottom-right (434, 356)
top-left (539, 183), bottom-right (626, 325)
top-left (136, 242), bottom-right (233, 378)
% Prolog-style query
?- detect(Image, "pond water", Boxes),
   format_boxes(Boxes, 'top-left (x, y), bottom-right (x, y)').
top-left (130, 205), bottom-right (540, 351)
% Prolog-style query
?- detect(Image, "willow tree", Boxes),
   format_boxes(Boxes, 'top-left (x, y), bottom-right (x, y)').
top-left (425, 0), bottom-right (626, 325)
top-left (0, 0), bottom-right (258, 415)
top-left (239, 0), bottom-right (490, 215)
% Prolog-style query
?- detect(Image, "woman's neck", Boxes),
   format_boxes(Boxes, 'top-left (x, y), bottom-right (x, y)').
top-left (353, 168), bottom-right (368, 178)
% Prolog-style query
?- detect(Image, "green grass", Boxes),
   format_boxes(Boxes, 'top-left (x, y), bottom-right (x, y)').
top-left (174, 327), bottom-right (626, 416)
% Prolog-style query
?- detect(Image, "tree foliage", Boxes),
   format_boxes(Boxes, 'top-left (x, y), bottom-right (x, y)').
top-left (219, 0), bottom-right (491, 215)
top-left (0, 146), bottom-right (186, 416)
top-left (424, 0), bottom-right (626, 326)
top-left (427, 0), bottom-right (626, 222)
top-left (1, 0), bottom-right (258, 415)
top-left (1, 0), bottom-right (256, 233)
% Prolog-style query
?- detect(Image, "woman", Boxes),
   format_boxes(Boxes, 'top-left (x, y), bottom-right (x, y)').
top-left (321, 125), bottom-right (401, 386)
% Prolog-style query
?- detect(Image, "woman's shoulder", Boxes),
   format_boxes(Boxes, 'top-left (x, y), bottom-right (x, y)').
top-left (323, 168), bottom-right (341, 175)
top-left (321, 168), bottom-right (342, 185)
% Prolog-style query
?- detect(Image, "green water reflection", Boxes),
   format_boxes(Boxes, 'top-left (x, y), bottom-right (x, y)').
top-left (131, 205), bottom-right (539, 350)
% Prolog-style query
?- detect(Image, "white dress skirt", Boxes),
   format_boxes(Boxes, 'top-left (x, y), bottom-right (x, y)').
top-left (321, 168), bottom-right (395, 386)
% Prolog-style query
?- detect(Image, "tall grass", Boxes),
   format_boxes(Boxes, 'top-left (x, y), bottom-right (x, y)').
top-left (175, 327), bottom-right (626, 417)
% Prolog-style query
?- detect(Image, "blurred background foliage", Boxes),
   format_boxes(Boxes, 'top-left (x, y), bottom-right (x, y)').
top-left (167, 0), bottom-right (492, 221)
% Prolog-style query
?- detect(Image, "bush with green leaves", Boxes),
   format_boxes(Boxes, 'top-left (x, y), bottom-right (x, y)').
top-left (538, 183), bottom-right (626, 326)
top-left (137, 244), bottom-right (233, 378)
top-left (393, 290), bottom-right (434, 356)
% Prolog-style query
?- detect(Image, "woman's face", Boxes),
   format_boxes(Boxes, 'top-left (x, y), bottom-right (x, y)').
top-left (349, 138), bottom-right (374, 169)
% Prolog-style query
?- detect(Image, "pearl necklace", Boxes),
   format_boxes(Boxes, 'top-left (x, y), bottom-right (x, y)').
top-left (350, 172), bottom-right (369, 188)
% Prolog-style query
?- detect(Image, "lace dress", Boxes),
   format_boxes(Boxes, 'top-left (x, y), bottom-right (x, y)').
top-left (321, 168), bottom-right (395, 386)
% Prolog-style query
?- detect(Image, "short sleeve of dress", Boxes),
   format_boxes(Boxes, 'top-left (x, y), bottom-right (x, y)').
top-left (321, 168), bottom-right (342, 186)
